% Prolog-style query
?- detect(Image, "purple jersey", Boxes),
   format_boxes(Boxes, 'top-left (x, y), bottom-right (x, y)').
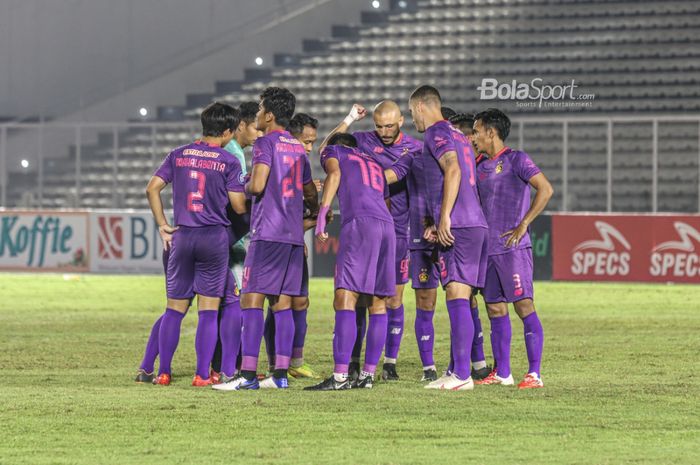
top-left (476, 147), bottom-right (541, 256)
top-left (154, 140), bottom-right (243, 227)
top-left (249, 129), bottom-right (312, 246)
top-left (353, 131), bottom-right (421, 238)
top-left (389, 151), bottom-right (432, 251)
top-left (422, 120), bottom-right (487, 229)
top-left (320, 145), bottom-right (392, 226)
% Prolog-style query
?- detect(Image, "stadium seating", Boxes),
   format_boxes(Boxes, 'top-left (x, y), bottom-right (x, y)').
top-left (10, 0), bottom-right (700, 212)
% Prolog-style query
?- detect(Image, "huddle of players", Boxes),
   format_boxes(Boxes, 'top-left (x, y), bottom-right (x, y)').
top-left (136, 83), bottom-right (553, 391)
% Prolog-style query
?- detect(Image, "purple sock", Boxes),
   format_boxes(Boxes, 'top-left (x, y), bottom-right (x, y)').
top-left (157, 308), bottom-right (185, 376)
top-left (470, 302), bottom-right (486, 364)
top-left (523, 312), bottom-right (544, 376)
top-left (490, 314), bottom-right (512, 378)
top-left (263, 307), bottom-right (275, 368)
top-left (273, 309), bottom-right (294, 371)
top-left (364, 313), bottom-right (388, 374)
top-left (241, 308), bottom-right (264, 373)
top-left (446, 299), bottom-right (474, 380)
top-left (219, 302), bottom-right (242, 377)
top-left (414, 308), bottom-right (435, 368)
top-left (195, 310), bottom-right (218, 379)
top-left (292, 309), bottom-right (308, 361)
top-left (333, 310), bottom-right (357, 374)
top-left (139, 314), bottom-right (163, 372)
top-left (384, 305), bottom-right (404, 361)
top-left (351, 306), bottom-right (367, 359)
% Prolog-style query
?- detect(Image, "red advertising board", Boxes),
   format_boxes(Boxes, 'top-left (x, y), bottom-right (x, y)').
top-left (552, 214), bottom-right (700, 283)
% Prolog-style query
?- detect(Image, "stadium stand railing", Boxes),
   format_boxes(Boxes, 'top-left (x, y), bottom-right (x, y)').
top-left (1, 116), bottom-right (698, 213)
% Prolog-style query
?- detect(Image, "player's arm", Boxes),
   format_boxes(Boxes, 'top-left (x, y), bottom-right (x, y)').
top-left (318, 104), bottom-right (367, 153)
top-left (436, 151), bottom-right (460, 247)
top-left (245, 163), bottom-right (270, 196)
top-left (303, 217), bottom-right (317, 231)
top-left (146, 175), bottom-right (178, 250)
top-left (385, 152), bottom-right (413, 185)
top-left (315, 158), bottom-right (341, 242)
top-left (228, 191), bottom-right (248, 215)
top-left (502, 172), bottom-right (554, 247)
top-left (303, 181), bottom-right (319, 216)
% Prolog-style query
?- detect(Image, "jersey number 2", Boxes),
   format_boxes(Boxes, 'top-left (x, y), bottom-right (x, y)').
top-left (282, 156), bottom-right (303, 198)
top-left (187, 170), bottom-right (206, 212)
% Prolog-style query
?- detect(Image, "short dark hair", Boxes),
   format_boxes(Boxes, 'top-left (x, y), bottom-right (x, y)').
top-left (260, 87), bottom-right (296, 128)
top-left (287, 113), bottom-right (319, 137)
top-left (238, 101), bottom-right (259, 124)
top-left (327, 132), bottom-right (357, 148)
top-left (441, 107), bottom-right (456, 120)
top-left (474, 108), bottom-right (511, 141)
top-left (201, 102), bottom-right (239, 137)
top-left (409, 85), bottom-right (442, 105)
top-left (449, 112), bottom-right (475, 133)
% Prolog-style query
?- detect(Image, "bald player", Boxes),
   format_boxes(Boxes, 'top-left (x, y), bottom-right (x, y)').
top-left (320, 101), bottom-right (422, 381)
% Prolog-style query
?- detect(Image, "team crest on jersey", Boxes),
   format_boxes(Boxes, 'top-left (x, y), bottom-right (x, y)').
top-left (401, 147), bottom-right (409, 156)
top-left (419, 268), bottom-right (429, 283)
top-left (238, 172), bottom-right (246, 184)
top-left (495, 160), bottom-right (504, 174)
top-left (373, 146), bottom-right (384, 154)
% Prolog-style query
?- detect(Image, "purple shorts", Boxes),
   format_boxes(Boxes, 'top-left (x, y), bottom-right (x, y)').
top-left (410, 248), bottom-right (440, 289)
top-left (242, 240), bottom-right (305, 296)
top-left (438, 227), bottom-right (488, 289)
top-left (482, 248), bottom-right (535, 303)
top-left (166, 225), bottom-right (228, 299)
top-left (335, 217), bottom-right (396, 297)
top-left (395, 237), bottom-right (410, 285)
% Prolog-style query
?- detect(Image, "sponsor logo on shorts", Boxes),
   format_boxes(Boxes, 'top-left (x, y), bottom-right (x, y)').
top-left (419, 268), bottom-right (429, 283)
top-left (439, 257), bottom-right (447, 279)
top-left (571, 221), bottom-right (630, 276)
top-left (97, 216), bottom-right (123, 259)
top-left (649, 222), bottom-right (700, 278)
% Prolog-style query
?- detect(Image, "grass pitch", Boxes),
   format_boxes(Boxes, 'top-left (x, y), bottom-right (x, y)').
top-left (0, 274), bottom-right (699, 465)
